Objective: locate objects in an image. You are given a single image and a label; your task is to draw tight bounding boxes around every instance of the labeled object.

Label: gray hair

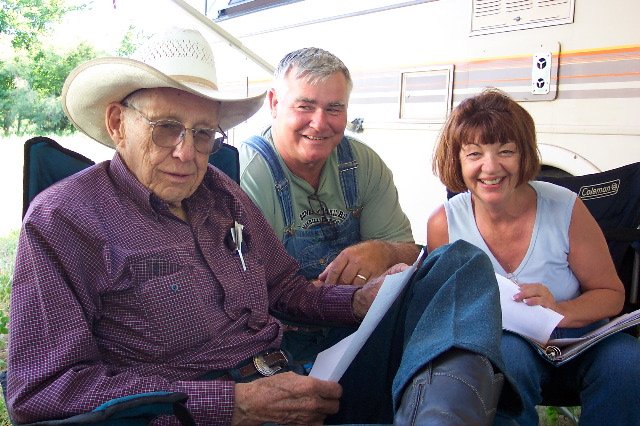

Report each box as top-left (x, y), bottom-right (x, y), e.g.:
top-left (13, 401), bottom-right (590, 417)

top-left (274, 47), bottom-right (353, 94)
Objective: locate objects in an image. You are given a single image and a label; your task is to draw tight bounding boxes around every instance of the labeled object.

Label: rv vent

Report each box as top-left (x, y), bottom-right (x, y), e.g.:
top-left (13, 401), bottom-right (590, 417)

top-left (471, 0), bottom-right (574, 35)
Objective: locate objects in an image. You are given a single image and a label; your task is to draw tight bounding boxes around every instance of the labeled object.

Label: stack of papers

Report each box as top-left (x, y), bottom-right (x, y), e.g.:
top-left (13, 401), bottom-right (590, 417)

top-left (497, 273), bottom-right (640, 365)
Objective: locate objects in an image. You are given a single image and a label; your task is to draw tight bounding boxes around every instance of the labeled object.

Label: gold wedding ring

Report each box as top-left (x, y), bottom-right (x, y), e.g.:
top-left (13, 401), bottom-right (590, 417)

top-left (356, 274), bottom-right (368, 282)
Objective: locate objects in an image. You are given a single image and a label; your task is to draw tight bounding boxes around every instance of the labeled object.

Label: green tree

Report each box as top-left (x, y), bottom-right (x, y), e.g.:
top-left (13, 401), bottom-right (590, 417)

top-left (117, 25), bottom-right (139, 57)
top-left (0, 0), bottom-right (80, 50)
top-left (9, 86), bottom-right (38, 135)
top-left (0, 0), bottom-right (84, 134)
top-left (14, 43), bottom-right (96, 133)
top-left (27, 42), bottom-right (96, 98)
top-left (0, 62), bottom-right (17, 134)
top-left (0, 0), bottom-right (142, 136)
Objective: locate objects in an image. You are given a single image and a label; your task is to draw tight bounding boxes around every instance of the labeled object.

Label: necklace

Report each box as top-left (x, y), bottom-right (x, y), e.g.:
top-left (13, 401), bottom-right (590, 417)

top-left (506, 271), bottom-right (519, 285)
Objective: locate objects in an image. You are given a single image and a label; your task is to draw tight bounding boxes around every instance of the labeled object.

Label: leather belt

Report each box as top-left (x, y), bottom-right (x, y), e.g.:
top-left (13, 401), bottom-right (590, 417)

top-left (222, 350), bottom-right (289, 381)
top-left (282, 323), bottom-right (325, 333)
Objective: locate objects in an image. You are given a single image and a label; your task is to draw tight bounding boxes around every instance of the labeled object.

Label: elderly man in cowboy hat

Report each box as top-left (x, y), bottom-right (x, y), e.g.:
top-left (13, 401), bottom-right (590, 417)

top-left (7, 28), bottom-right (520, 425)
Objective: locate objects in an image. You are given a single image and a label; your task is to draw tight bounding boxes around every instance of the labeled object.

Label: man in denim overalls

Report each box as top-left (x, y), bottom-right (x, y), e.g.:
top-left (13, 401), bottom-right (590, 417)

top-left (240, 48), bottom-right (420, 285)
top-left (236, 48), bottom-right (523, 424)
top-left (240, 47), bottom-right (421, 362)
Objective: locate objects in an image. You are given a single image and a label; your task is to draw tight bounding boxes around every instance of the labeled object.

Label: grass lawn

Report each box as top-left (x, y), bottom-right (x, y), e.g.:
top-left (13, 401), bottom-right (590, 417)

top-left (0, 230), bottom-right (18, 425)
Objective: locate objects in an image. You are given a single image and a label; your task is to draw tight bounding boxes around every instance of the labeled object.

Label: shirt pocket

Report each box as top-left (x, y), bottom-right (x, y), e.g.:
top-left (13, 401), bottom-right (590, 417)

top-left (134, 267), bottom-right (215, 355)
top-left (125, 251), bottom-right (216, 358)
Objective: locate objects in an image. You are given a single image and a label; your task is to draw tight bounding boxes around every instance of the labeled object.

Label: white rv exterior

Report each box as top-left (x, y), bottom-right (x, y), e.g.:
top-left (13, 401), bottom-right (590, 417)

top-left (183, 0), bottom-right (640, 244)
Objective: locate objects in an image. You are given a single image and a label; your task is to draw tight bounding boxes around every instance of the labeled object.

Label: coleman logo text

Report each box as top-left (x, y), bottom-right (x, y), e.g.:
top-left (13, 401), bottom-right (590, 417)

top-left (579, 179), bottom-right (620, 200)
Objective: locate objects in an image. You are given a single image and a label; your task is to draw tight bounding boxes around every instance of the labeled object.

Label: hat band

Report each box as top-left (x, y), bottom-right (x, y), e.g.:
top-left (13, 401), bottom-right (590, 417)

top-left (171, 75), bottom-right (219, 90)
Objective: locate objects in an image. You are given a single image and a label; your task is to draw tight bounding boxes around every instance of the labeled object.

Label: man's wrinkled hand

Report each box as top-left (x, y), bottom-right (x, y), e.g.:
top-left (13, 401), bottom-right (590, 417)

top-left (231, 371), bottom-right (342, 425)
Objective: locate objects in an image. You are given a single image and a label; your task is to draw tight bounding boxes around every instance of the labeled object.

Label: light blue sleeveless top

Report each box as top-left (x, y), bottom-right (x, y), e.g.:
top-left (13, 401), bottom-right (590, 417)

top-left (445, 181), bottom-right (581, 302)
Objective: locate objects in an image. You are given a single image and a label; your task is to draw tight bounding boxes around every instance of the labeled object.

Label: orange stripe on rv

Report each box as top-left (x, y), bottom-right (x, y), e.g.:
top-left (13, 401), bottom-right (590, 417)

top-left (455, 45), bottom-right (640, 71)
top-left (560, 45), bottom-right (640, 57)
top-left (560, 72), bottom-right (640, 80)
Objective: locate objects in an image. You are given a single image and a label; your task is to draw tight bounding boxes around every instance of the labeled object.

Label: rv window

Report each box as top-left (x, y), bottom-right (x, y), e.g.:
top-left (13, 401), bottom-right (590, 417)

top-left (400, 66), bottom-right (453, 122)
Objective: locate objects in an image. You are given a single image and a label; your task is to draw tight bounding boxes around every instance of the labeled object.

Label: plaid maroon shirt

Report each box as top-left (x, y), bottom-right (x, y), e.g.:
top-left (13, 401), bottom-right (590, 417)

top-left (8, 153), bottom-right (357, 425)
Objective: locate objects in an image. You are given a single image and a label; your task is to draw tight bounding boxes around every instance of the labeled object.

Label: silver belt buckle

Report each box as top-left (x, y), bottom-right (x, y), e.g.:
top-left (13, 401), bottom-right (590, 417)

top-left (253, 351), bottom-right (287, 376)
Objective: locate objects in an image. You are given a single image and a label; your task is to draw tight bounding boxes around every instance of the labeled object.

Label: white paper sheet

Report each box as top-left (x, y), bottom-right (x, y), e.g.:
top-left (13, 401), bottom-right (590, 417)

top-left (496, 273), bottom-right (564, 344)
top-left (309, 250), bottom-right (424, 381)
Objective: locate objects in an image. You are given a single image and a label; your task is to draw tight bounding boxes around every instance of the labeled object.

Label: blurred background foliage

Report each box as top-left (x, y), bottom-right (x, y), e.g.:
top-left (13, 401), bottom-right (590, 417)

top-left (0, 1), bottom-right (140, 422)
top-left (0, 0), bottom-right (141, 136)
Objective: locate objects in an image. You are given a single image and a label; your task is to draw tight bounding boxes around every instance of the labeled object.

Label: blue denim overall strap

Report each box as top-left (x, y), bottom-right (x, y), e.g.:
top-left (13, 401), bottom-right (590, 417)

top-left (244, 135), bottom-right (361, 279)
top-left (336, 137), bottom-right (359, 210)
top-left (244, 135), bottom-right (295, 234)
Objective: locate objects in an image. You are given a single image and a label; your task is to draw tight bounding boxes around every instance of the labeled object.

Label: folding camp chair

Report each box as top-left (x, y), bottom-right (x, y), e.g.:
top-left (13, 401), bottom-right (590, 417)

top-left (2, 135), bottom-right (243, 425)
top-left (541, 163), bottom-right (640, 417)
top-left (0, 376), bottom-right (195, 426)
top-left (535, 162), bottom-right (640, 421)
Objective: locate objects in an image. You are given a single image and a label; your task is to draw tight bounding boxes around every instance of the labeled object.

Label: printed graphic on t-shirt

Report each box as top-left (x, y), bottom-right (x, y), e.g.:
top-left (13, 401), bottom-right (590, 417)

top-left (299, 207), bottom-right (348, 229)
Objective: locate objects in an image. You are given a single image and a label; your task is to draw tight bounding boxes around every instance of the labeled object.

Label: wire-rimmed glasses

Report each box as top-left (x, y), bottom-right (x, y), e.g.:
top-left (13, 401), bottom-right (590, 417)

top-left (124, 104), bottom-right (227, 155)
top-left (308, 193), bottom-right (339, 240)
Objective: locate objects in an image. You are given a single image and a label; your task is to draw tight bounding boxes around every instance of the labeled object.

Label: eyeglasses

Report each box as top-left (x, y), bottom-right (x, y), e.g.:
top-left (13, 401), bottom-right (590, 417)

top-left (124, 104), bottom-right (227, 155)
top-left (308, 193), bottom-right (338, 241)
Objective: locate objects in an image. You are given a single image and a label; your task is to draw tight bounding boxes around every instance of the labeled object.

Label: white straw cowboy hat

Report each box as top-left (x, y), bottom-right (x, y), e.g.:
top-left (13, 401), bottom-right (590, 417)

top-left (62, 27), bottom-right (266, 148)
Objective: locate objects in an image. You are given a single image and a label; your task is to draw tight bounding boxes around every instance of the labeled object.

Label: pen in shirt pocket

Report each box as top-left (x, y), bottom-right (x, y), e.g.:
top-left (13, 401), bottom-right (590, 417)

top-left (229, 221), bottom-right (247, 271)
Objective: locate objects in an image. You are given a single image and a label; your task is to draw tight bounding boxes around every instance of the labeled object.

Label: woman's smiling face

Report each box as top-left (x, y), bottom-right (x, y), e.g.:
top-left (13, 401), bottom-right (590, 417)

top-left (459, 140), bottom-right (521, 203)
